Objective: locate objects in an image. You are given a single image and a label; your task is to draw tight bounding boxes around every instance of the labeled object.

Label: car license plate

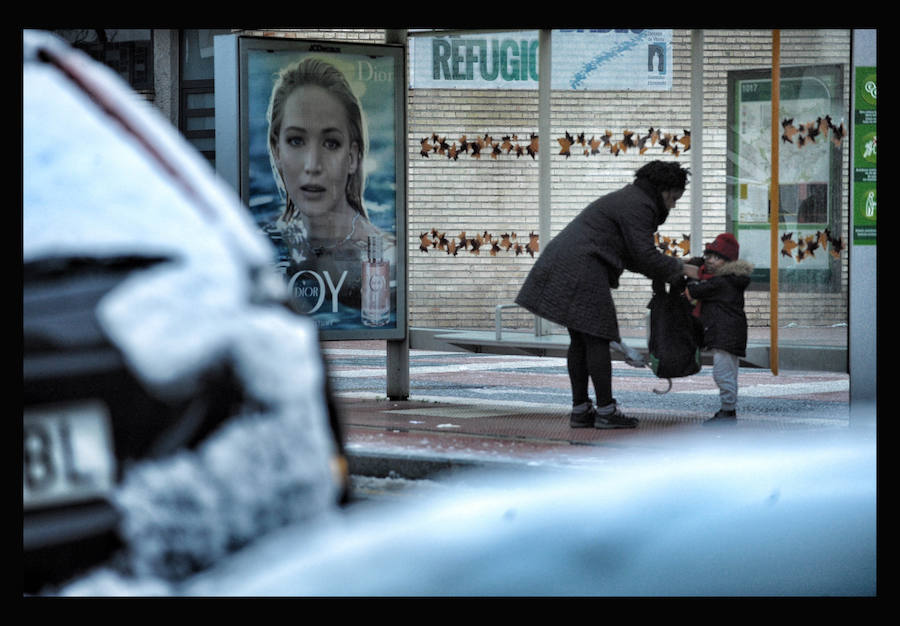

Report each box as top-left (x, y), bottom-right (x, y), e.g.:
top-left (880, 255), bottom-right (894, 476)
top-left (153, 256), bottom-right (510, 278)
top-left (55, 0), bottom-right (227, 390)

top-left (23, 401), bottom-right (117, 510)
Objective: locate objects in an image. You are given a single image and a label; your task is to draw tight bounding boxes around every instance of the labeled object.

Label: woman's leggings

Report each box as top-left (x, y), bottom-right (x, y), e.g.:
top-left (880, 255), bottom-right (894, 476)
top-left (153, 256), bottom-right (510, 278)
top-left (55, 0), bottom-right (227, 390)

top-left (567, 329), bottom-right (613, 408)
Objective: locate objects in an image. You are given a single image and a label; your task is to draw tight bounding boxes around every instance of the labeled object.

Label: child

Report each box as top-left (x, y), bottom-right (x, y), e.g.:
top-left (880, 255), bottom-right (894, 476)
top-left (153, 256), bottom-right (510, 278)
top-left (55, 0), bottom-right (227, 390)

top-left (684, 233), bottom-right (754, 425)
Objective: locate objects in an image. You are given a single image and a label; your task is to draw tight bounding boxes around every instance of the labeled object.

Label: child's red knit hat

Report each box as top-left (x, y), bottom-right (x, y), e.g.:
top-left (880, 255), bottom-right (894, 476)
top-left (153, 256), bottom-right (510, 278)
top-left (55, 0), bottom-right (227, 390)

top-left (705, 233), bottom-right (740, 261)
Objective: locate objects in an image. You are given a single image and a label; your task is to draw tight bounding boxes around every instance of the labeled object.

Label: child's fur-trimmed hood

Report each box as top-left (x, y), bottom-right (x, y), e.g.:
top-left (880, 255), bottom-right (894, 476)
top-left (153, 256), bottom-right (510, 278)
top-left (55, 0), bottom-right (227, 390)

top-left (715, 258), bottom-right (754, 277)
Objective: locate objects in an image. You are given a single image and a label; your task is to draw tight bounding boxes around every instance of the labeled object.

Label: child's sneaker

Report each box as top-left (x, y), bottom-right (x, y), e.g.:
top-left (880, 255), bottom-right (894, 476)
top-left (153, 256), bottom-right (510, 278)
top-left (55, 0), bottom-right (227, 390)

top-left (703, 409), bottom-right (737, 426)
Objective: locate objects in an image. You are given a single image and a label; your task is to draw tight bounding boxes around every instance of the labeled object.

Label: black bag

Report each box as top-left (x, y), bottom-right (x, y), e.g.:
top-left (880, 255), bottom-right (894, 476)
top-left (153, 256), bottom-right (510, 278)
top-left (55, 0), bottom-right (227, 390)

top-left (646, 279), bottom-right (704, 388)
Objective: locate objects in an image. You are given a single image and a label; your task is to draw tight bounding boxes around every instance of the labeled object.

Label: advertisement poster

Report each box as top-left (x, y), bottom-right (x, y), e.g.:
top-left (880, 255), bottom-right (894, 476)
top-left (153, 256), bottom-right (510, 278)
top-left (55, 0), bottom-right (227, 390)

top-left (241, 39), bottom-right (404, 338)
top-left (409, 29), bottom-right (672, 91)
top-left (728, 65), bottom-right (845, 286)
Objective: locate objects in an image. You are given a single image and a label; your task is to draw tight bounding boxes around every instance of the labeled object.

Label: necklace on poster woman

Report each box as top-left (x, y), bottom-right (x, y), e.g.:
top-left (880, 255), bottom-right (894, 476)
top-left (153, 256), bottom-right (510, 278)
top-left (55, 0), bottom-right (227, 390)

top-left (311, 212), bottom-right (361, 257)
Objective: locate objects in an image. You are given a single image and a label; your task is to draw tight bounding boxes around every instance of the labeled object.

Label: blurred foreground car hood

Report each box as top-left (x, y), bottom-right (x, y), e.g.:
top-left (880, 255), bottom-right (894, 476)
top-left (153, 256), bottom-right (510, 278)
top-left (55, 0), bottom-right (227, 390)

top-left (179, 428), bottom-right (876, 597)
top-left (23, 30), bottom-right (284, 397)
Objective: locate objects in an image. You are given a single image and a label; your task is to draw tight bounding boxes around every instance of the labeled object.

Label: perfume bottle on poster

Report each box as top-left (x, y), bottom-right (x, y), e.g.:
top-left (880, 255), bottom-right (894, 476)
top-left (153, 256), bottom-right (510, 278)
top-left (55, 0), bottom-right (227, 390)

top-left (361, 235), bottom-right (390, 327)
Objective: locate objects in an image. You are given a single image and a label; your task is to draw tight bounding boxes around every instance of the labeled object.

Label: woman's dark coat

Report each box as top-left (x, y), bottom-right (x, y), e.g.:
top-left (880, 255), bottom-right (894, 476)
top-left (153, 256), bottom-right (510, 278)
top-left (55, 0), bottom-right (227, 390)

top-left (685, 259), bottom-right (753, 357)
top-left (515, 180), bottom-right (684, 342)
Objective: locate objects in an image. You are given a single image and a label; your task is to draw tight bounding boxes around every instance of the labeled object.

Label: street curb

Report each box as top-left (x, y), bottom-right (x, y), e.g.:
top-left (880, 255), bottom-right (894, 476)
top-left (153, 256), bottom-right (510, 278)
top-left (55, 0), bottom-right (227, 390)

top-left (346, 449), bottom-right (546, 480)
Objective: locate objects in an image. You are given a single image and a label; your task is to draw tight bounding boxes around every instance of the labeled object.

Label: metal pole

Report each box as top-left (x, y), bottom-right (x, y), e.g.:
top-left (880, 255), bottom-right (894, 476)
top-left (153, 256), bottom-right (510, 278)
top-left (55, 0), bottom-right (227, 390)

top-left (769, 30), bottom-right (780, 375)
top-left (690, 30), bottom-right (704, 256)
top-left (536, 29), bottom-right (552, 337)
top-left (385, 28), bottom-right (410, 399)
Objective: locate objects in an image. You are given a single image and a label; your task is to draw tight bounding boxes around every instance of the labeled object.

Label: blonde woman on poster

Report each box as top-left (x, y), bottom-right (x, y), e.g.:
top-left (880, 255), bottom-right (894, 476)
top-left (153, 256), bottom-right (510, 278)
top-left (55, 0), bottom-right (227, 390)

top-left (266, 57), bottom-right (395, 323)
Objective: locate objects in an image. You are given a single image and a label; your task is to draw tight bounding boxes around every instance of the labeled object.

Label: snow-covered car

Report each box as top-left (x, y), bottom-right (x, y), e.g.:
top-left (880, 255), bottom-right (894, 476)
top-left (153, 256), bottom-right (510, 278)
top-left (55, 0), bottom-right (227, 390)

top-left (23, 30), bottom-right (347, 593)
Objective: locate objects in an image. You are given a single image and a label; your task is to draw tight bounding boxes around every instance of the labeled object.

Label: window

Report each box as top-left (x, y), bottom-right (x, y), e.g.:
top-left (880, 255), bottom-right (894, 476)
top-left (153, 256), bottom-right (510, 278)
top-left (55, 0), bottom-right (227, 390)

top-left (180, 29), bottom-right (232, 165)
top-left (53, 29), bottom-right (153, 92)
top-left (727, 65), bottom-right (845, 291)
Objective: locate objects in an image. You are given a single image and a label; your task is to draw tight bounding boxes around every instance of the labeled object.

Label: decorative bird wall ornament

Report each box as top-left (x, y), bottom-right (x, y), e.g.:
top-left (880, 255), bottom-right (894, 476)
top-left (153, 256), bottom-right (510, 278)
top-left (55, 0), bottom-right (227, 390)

top-left (417, 229), bottom-right (539, 258)
top-left (527, 134), bottom-right (539, 159)
top-left (418, 127), bottom-right (693, 162)
top-left (558, 131), bottom-right (575, 157)
top-left (781, 116), bottom-right (846, 150)
top-left (420, 116), bottom-right (841, 163)
top-left (779, 230), bottom-right (844, 262)
top-left (649, 229), bottom-right (845, 264)
top-left (653, 232), bottom-right (692, 257)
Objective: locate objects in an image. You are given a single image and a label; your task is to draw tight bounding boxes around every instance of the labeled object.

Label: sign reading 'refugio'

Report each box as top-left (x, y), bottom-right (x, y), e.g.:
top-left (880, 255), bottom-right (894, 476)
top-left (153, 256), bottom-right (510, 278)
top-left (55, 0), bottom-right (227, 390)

top-left (409, 29), bottom-right (673, 91)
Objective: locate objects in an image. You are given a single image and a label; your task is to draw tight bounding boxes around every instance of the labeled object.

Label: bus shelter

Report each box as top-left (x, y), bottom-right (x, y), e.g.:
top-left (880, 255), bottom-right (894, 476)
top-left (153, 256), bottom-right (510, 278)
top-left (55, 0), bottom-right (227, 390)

top-left (214, 29), bottom-right (876, 424)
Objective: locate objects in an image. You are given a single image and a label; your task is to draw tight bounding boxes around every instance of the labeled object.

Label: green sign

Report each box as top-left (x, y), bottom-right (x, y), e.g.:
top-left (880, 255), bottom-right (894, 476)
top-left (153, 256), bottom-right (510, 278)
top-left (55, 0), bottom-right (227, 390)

top-left (853, 67), bottom-right (876, 245)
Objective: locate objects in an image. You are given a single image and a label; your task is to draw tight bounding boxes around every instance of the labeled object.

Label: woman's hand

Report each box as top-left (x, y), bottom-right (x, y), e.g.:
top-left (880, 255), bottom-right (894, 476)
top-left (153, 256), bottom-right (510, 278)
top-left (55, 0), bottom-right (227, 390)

top-left (683, 262), bottom-right (700, 279)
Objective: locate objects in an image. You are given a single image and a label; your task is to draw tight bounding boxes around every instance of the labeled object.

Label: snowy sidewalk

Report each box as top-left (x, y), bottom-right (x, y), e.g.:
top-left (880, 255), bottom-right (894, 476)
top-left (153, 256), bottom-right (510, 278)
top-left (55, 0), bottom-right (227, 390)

top-left (324, 339), bottom-right (852, 476)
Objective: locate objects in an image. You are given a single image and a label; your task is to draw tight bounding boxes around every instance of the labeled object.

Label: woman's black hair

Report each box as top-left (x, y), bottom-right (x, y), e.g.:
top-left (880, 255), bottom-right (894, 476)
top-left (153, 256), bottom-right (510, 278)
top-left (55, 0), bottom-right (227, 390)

top-left (634, 161), bottom-right (690, 192)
